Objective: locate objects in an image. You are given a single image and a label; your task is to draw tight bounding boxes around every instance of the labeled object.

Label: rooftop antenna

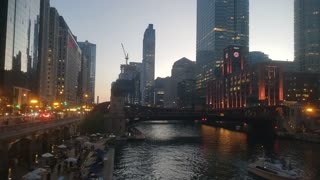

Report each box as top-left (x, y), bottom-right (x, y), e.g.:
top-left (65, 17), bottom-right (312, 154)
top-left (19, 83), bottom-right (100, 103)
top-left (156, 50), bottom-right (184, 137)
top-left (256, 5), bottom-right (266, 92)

top-left (121, 43), bottom-right (129, 65)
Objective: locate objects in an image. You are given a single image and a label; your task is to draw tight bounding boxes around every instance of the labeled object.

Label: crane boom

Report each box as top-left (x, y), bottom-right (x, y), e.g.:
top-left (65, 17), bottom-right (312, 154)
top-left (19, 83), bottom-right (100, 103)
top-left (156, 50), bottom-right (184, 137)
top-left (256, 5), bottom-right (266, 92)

top-left (121, 43), bottom-right (129, 64)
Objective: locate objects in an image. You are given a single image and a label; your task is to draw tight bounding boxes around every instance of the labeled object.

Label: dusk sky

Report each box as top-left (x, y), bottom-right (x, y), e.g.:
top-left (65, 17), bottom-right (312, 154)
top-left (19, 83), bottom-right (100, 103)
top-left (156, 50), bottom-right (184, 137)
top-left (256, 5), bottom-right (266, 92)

top-left (51, 0), bottom-right (293, 102)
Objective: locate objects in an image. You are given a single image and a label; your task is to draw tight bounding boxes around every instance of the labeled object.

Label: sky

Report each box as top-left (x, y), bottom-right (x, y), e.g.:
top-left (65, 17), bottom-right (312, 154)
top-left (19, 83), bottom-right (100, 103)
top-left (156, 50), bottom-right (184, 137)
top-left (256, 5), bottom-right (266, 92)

top-left (51, 0), bottom-right (294, 102)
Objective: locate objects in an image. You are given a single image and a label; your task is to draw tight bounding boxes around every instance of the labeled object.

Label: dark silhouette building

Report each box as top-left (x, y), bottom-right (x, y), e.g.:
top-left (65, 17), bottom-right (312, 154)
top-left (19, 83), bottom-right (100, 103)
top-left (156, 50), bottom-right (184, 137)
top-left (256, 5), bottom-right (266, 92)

top-left (294, 0), bottom-right (320, 72)
top-left (141, 24), bottom-right (155, 106)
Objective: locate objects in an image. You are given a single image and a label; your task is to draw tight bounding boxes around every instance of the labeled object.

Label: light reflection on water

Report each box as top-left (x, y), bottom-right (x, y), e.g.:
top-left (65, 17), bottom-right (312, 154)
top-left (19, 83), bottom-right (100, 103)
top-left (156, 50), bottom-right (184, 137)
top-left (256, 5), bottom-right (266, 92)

top-left (113, 121), bottom-right (320, 180)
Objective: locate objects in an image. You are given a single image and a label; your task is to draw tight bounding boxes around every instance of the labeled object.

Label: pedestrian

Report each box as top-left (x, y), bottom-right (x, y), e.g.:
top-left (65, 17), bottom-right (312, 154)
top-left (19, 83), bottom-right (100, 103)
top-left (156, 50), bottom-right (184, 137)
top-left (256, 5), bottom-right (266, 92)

top-left (57, 163), bottom-right (61, 172)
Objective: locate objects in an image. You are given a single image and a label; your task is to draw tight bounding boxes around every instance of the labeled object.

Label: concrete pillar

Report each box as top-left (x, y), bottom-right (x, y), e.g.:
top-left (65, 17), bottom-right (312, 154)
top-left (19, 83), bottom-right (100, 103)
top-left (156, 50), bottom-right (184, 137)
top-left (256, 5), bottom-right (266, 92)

top-left (0, 141), bottom-right (9, 180)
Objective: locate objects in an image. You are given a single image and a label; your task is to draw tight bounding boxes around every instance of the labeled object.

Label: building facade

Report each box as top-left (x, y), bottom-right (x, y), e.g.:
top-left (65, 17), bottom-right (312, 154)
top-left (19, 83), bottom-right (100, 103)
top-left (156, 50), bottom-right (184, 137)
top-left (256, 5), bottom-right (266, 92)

top-left (0, 0), bottom-right (43, 112)
top-left (283, 72), bottom-right (320, 105)
top-left (39, 7), bottom-right (59, 106)
top-left (207, 46), bottom-right (283, 109)
top-left (78, 40), bottom-right (96, 105)
top-left (57, 16), bottom-right (81, 106)
top-left (141, 24), bottom-right (155, 106)
top-left (294, 0), bottom-right (320, 72)
top-left (196, 0), bottom-right (249, 94)
top-left (169, 57), bottom-right (196, 107)
top-left (154, 77), bottom-right (171, 108)
top-left (177, 79), bottom-right (196, 109)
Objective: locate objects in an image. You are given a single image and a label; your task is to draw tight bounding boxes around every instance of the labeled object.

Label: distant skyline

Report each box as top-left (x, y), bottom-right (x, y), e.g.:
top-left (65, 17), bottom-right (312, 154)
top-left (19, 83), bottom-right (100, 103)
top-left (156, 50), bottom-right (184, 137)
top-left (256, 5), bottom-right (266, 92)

top-left (51, 0), bottom-right (293, 102)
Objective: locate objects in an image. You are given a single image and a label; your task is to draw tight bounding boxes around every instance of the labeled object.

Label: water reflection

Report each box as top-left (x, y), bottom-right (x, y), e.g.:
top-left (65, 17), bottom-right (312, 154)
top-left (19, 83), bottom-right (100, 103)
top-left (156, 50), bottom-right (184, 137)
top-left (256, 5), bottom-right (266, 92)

top-left (114, 121), bottom-right (320, 180)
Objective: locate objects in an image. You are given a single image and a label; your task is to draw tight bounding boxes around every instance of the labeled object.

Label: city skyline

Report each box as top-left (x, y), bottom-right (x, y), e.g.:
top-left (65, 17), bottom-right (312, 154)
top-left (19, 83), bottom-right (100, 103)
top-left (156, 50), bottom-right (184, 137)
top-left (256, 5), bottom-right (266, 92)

top-left (51, 0), bottom-right (294, 102)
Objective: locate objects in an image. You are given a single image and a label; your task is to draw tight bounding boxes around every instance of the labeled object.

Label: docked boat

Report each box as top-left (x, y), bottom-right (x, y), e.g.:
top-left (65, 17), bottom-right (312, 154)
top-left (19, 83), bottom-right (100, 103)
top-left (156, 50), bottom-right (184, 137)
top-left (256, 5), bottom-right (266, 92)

top-left (248, 157), bottom-right (303, 180)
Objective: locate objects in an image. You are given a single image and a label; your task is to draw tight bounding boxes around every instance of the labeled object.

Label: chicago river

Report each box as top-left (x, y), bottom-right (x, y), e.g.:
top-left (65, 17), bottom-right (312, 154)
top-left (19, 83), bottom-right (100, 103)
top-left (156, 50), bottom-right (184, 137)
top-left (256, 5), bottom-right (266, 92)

top-left (114, 121), bottom-right (320, 179)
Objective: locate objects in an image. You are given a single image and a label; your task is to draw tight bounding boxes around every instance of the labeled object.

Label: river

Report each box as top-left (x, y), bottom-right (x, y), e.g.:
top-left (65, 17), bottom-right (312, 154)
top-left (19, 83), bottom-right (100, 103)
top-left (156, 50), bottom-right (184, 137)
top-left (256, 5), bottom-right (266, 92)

top-left (113, 121), bottom-right (320, 179)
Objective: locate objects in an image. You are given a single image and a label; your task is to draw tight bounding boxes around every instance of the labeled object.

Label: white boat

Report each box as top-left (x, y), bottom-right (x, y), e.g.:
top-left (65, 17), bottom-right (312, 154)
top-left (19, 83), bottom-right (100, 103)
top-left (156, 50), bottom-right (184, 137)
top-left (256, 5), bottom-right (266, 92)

top-left (248, 157), bottom-right (303, 180)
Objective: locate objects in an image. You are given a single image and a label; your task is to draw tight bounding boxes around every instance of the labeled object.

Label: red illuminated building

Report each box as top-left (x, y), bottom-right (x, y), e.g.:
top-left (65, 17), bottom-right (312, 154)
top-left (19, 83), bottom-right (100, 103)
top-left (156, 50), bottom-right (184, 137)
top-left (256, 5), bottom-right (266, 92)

top-left (207, 45), bottom-right (283, 109)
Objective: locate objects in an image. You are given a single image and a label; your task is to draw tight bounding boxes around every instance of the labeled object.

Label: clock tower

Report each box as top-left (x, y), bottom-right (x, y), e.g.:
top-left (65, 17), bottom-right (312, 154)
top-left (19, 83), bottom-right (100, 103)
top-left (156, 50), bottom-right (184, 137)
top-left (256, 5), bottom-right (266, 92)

top-left (222, 45), bottom-right (246, 76)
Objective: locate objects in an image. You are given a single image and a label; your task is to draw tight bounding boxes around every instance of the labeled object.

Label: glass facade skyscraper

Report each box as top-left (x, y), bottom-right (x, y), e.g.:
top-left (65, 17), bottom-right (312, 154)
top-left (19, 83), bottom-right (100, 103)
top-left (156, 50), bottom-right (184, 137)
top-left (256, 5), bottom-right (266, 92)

top-left (79, 40), bottom-right (96, 104)
top-left (0, 0), bottom-right (41, 109)
top-left (141, 24), bottom-right (155, 106)
top-left (196, 0), bottom-right (249, 94)
top-left (294, 0), bottom-right (320, 72)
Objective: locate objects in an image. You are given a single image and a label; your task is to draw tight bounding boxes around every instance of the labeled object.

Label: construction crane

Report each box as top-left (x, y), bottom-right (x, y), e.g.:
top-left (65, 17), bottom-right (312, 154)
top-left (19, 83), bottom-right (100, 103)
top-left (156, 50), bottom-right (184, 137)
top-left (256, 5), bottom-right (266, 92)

top-left (121, 43), bottom-right (129, 65)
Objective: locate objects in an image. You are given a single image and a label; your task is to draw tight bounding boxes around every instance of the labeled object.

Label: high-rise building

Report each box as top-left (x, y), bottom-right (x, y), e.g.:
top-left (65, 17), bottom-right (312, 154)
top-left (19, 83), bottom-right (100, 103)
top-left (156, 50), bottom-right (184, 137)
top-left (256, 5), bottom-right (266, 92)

top-left (196, 0), bottom-right (249, 104)
top-left (57, 16), bottom-right (81, 106)
top-left (78, 41), bottom-right (96, 105)
top-left (39, 7), bottom-right (59, 106)
top-left (169, 57), bottom-right (196, 107)
top-left (141, 24), bottom-right (155, 106)
top-left (294, 0), bottom-right (320, 72)
top-left (0, 0), bottom-right (43, 111)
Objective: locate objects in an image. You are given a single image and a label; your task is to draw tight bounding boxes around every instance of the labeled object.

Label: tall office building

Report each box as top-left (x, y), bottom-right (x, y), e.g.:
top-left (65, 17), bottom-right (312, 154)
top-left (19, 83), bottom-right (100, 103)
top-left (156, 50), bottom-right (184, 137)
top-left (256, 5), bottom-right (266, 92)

top-left (0, 0), bottom-right (44, 109)
top-left (57, 16), bottom-right (81, 106)
top-left (196, 0), bottom-right (249, 103)
top-left (141, 24), bottom-right (155, 106)
top-left (294, 0), bottom-right (320, 72)
top-left (39, 7), bottom-right (59, 106)
top-left (78, 41), bottom-right (96, 105)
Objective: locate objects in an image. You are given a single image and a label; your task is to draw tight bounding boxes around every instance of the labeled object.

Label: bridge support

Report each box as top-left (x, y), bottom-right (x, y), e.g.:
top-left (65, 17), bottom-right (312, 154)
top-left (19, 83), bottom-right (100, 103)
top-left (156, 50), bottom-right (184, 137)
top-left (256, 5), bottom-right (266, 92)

top-left (0, 141), bottom-right (9, 180)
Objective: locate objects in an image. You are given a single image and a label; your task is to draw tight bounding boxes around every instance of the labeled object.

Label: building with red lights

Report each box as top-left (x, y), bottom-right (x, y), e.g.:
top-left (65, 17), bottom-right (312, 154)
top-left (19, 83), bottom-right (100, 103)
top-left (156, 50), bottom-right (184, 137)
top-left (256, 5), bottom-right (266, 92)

top-left (207, 46), bottom-right (284, 109)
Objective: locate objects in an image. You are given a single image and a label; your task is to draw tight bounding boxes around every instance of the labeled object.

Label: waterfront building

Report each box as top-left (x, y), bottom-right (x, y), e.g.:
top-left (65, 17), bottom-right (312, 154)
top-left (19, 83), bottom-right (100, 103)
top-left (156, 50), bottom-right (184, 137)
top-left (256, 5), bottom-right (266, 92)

top-left (294, 0), bottom-right (320, 72)
top-left (207, 46), bottom-right (283, 109)
top-left (177, 79), bottom-right (196, 109)
top-left (169, 57), bottom-right (196, 107)
top-left (196, 0), bottom-right (249, 104)
top-left (283, 72), bottom-right (320, 105)
top-left (57, 16), bottom-right (81, 106)
top-left (0, 0), bottom-right (46, 111)
top-left (78, 40), bottom-right (96, 105)
top-left (154, 77), bottom-right (171, 108)
top-left (141, 24), bottom-right (155, 106)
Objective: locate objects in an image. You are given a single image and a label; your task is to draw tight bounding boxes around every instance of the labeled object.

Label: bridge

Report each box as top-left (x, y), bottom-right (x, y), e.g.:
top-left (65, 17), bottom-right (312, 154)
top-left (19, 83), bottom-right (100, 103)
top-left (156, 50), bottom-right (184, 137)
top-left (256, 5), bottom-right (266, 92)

top-left (125, 104), bottom-right (288, 135)
top-left (0, 117), bottom-right (81, 180)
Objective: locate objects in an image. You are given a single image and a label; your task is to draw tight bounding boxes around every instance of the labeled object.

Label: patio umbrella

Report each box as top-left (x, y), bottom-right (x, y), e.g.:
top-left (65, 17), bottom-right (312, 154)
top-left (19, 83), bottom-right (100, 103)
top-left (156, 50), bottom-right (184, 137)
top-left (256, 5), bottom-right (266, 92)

top-left (32, 168), bottom-right (47, 175)
top-left (75, 137), bottom-right (84, 141)
top-left (57, 144), bottom-right (67, 149)
top-left (65, 157), bottom-right (77, 163)
top-left (22, 172), bottom-right (41, 180)
top-left (90, 134), bottom-right (97, 137)
top-left (41, 153), bottom-right (54, 158)
top-left (95, 133), bottom-right (102, 136)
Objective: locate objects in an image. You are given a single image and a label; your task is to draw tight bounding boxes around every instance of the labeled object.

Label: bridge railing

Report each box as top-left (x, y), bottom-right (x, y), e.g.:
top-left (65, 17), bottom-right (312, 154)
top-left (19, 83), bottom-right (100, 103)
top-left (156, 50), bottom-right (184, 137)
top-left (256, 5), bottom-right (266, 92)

top-left (0, 117), bottom-right (80, 134)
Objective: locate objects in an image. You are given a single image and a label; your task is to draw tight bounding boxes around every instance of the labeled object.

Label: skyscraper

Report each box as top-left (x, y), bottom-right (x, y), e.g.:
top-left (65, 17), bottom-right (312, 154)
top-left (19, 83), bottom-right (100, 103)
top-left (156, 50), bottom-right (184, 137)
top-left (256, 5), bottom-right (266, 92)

top-left (141, 24), bottom-right (155, 106)
top-left (39, 7), bottom-right (59, 106)
top-left (0, 0), bottom-right (43, 109)
top-left (57, 16), bottom-right (81, 106)
top-left (196, 0), bottom-right (249, 103)
top-left (294, 0), bottom-right (320, 72)
top-left (78, 41), bottom-right (96, 105)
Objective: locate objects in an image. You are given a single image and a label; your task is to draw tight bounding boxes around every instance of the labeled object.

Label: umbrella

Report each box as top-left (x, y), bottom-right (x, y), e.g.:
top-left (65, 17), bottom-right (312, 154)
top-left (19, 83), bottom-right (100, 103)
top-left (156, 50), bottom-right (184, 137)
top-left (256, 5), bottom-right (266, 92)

top-left (41, 153), bottom-right (54, 158)
top-left (84, 141), bottom-right (93, 147)
top-left (57, 144), bottom-right (67, 149)
top-left (32, 168), bottom-right (47, 175)
top-left (95, 133), bottom-right (102, 136)
top-left (65, 157), bottom-right (77, 163)
top-left (22, 172), bottom-right (41, 180)
top-left (75, 137), bottom-right (84, 141)
top-left (90, 134), bottom-right (97, 137)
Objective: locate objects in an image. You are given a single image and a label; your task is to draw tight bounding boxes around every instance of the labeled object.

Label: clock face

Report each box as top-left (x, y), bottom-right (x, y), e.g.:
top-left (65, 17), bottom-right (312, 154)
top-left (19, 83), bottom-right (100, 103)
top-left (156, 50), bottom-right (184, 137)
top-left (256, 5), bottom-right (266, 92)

top-left (233, 52), bottom-right (239, 58)
top-left (225, 53), bottom-right (228, 59)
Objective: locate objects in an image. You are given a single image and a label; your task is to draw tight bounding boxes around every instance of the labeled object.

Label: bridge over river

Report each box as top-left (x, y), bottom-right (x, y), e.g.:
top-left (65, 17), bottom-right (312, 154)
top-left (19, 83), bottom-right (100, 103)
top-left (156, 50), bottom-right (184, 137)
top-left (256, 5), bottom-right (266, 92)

top-left (0, 117), bottom-right (80, 180)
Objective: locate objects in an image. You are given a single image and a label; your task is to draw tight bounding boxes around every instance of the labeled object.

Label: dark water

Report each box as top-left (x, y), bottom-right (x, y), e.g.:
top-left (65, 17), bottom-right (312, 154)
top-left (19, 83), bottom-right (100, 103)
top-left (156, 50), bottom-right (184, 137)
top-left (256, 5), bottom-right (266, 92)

top-left (113, 121), bottom-right (320, 180)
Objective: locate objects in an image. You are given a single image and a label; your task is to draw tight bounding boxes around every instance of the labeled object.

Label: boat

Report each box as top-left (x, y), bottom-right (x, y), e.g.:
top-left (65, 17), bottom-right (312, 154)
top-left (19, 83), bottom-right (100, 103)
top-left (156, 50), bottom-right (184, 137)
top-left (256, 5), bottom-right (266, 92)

top-left (248, 157), bottom-right (303, 180)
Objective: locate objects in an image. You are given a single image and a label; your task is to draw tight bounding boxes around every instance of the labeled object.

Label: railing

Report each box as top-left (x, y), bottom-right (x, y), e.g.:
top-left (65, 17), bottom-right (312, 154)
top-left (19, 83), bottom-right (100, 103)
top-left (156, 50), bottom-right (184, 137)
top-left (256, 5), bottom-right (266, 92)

top-left (0, 117), bottom-right (80, 140)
